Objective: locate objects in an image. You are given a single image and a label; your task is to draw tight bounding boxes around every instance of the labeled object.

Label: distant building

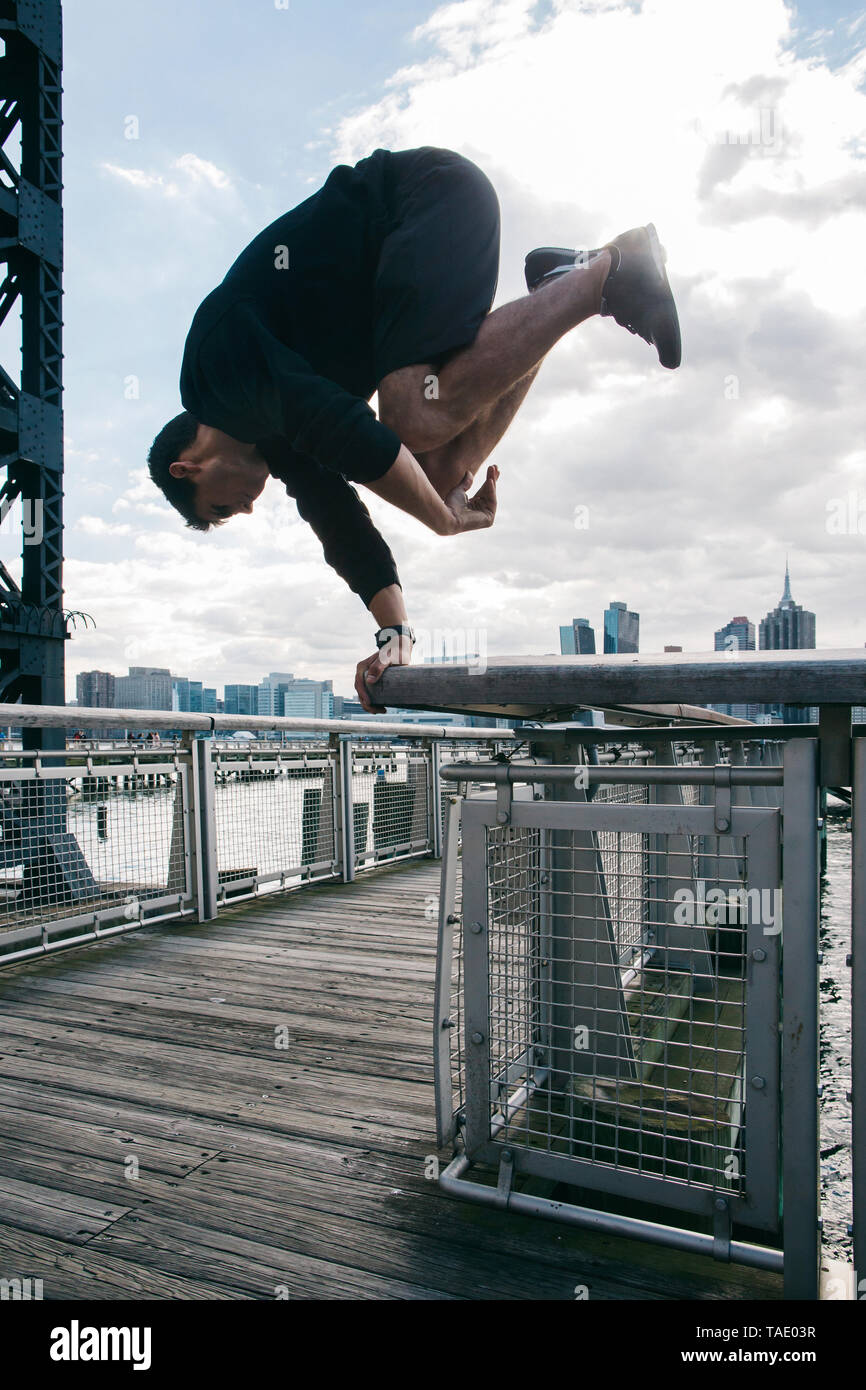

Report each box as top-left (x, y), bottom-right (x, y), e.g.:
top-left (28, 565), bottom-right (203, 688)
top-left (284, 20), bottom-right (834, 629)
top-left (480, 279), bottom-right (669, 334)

top-left (759, 563), bottom-right (817, 724)
top-left (282, 680), bottom-right (334, 722)
top-left (172, 678), bottom-right (204, 713)
top-left (224, 684), bottom-right (258, 716)
top-left (560, 618), bottom-right (596, 655)
top-left (715, 616), bottom-right (756, 653)
top-left (711, 617), bottom-right (758, 722)
top-left (76, 670), bottom-right (115, 708)
top-left (257, 672), bottom-right (294, 717)
top-left (75, 670), bottom-right (117, 738)
top-left (604, 600), bottom-right (639, 654)
top-left (114, 666), bottom-right (172, 711)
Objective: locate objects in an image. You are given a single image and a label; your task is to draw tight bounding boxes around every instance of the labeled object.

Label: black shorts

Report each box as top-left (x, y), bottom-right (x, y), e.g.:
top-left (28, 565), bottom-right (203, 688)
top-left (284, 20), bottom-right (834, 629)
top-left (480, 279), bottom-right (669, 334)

top-left (372, 147), bottom-right (501, 384)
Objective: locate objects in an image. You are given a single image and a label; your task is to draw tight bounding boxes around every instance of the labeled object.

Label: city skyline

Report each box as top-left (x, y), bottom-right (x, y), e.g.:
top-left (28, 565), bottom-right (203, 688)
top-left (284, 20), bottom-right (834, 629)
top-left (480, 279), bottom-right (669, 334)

top-left (69, 559), bottom-right (848, 715)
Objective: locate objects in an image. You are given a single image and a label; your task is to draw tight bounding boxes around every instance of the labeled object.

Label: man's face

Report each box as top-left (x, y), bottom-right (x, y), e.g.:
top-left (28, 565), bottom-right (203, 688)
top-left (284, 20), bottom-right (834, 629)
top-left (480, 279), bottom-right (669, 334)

top-left (169, 428), bottom-right (270, 525)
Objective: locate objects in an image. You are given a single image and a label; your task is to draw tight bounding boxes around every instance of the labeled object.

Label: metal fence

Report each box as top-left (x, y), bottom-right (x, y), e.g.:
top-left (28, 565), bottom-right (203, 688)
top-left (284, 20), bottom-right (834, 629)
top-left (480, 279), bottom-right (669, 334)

top-left (0, 722), bottom-right (512, 963)
top-left (435, 732), bottom-right (862, 1300)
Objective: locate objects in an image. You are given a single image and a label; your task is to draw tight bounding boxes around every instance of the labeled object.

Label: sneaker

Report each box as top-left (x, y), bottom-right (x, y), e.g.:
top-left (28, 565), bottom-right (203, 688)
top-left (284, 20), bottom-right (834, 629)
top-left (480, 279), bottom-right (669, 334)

top-left (597, 223), bottom-right (681, 369)
top-left (524, 246), bottom-right (599, 292)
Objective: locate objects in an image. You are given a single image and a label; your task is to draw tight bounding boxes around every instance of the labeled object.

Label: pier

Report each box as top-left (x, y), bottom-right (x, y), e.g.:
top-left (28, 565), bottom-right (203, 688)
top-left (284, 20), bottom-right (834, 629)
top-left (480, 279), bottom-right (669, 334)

top-left (0, 650), bottom-right (863, 1300)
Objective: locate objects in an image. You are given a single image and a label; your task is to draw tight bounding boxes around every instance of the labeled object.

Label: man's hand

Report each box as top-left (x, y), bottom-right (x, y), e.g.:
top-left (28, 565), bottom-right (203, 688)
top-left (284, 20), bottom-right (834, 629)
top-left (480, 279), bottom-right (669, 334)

top-left (444, 464), bottom-right (499, 534)
top-left (354, 633), bottom-right (415, 714)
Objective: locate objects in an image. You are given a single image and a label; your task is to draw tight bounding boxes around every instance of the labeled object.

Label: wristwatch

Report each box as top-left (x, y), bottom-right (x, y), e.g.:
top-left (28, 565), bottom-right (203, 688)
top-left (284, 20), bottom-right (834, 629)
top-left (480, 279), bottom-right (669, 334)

top-left (374, 624), bottom-right (416, 649)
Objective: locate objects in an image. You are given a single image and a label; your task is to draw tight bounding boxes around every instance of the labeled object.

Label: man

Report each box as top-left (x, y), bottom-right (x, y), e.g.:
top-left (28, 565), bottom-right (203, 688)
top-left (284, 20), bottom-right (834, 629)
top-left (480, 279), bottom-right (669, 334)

top-left (147, 146), bottom-right (680, 713)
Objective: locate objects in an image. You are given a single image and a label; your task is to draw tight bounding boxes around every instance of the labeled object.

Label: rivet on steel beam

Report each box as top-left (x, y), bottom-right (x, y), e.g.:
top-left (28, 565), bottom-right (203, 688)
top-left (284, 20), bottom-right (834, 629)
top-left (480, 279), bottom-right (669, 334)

top-left (471, 1031), bottom-right (484, 1045)
top-left (717, 816), bottom-right (730, 832)
top-left (470, 921), bottom-right (483, 934)
top-left (751, 948), bottom-right (767, 962)
top-left (496, 811), bottom-right (509, 825)
top-left (501, 1149), bottom-right (513, 1164)
top-left (750, 1076), bottom-right (766, 1090)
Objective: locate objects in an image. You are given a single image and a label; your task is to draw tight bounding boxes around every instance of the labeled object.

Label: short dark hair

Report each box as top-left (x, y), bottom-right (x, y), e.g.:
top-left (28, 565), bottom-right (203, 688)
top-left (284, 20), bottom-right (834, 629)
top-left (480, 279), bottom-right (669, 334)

top-left (147, 411), bottom-right (211, 531)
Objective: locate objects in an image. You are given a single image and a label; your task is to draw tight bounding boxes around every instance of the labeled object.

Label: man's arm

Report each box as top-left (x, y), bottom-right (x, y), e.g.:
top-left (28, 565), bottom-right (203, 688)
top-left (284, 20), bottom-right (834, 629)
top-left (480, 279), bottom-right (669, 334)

top-left (287, 464), bottom-right (400, 607)
top-left (362, 445), bottom-right (498, 535)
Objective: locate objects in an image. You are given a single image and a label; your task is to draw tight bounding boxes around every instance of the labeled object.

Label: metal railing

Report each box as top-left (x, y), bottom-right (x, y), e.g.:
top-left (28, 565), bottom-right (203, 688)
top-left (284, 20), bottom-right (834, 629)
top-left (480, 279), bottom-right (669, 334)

top-left (0, 703), bottom-right (516, 963)
top-left (434, 725), bottom-right (863, 1301)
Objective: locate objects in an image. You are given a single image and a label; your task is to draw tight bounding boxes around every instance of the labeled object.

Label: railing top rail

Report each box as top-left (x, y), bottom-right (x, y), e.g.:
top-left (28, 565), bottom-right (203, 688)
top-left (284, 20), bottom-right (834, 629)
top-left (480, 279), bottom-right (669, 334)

top-left (0, 702), bottom-right (519, 742)
top-left (440, 760), bottom-right (785, 786)
top-left (370, 649), bottom-right (866, 716)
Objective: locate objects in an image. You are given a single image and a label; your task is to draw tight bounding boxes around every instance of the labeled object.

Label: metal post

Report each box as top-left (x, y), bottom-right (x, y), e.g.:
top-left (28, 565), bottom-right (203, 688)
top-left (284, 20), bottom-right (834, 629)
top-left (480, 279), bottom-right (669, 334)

top-left (339, 737), bottom-right (355, 882)
top-left (192, 736), bottom-right (217, 922)
top-left (430, 740), bottom-right (443, 858)
top-left (434, 791), bottom-right (462, 1145)
top-left (852, 737), bottom-right (865, 1286)
top-left (781, 737), bottom-right (820, 1299)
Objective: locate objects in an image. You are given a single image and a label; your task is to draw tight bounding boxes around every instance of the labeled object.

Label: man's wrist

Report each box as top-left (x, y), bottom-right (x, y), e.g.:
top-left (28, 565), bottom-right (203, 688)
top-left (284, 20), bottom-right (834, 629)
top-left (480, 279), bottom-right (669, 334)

top-left (375, 624), bottom-right (416, 649)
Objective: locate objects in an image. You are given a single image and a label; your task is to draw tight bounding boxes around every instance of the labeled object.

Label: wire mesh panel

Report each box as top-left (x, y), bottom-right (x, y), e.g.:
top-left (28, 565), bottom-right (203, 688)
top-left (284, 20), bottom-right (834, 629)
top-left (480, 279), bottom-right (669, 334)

top-left (592, 780), bottom-right (649, 964)
top-left (212, 744), bottom-right (338, 900)
top-left (351, 746), bottom-right (430, 869)
top-left (0, 755), bottom-right (193, 949)
top-left (460, 795), bottom-right (782, 1231)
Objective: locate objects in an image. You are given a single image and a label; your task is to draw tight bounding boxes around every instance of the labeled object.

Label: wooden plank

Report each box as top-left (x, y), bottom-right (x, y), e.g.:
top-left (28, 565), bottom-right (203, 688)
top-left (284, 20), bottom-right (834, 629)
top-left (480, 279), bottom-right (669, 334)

top-left (371, 649), bottom-right (866, 715)
top-left (0, 1225), bottom-right (236, 1300)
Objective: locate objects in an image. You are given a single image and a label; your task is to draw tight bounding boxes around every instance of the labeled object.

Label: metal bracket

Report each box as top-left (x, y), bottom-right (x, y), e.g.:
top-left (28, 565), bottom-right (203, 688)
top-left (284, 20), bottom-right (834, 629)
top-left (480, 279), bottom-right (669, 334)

top-left (496, 1149), bottom-right (514, 1203)
top-left (713, 764), bottom-right (732, 833)
top-left (712, 1198), bottom-right (732, 1262)
top-left (495, 776), bottom-right (512, 825)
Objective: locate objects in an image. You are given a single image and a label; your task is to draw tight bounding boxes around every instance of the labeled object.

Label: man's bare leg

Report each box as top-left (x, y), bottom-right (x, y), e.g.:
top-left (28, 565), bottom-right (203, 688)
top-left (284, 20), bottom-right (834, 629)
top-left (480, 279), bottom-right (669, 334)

top-left (414, 360), bottom-right (544, 499)
top-left (377, 253), bottom-right (609, 459)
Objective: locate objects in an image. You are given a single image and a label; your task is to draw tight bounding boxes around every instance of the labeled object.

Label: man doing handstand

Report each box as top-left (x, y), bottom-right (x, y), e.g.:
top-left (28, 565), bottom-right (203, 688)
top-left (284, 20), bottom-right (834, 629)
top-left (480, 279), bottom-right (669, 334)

top-left (147, 145), bottom-right (680, 711)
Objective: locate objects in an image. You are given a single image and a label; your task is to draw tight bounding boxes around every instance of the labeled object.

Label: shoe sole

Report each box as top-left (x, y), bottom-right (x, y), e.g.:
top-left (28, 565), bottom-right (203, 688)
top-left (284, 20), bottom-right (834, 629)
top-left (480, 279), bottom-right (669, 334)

top-left (644, 222), bottom-right (681, 369)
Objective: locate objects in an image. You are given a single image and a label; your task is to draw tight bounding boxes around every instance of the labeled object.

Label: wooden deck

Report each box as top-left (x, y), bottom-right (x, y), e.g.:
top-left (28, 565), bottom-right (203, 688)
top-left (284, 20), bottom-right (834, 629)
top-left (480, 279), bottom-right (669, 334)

top-left (0, 857), bottom-right (782, 1300)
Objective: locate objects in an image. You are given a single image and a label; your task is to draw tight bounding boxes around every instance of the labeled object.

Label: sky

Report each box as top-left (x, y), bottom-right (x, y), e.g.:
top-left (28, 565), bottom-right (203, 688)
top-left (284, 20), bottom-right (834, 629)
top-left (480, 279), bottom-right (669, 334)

top-left (3, 0), bottom-right (864, 700)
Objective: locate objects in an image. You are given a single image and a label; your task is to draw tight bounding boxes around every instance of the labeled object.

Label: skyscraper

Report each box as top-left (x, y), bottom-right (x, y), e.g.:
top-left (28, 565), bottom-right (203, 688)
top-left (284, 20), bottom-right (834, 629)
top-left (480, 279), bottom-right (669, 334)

top-left (560, 618), bottom-right (596, 655)
top-left (76, 670), bottom-right (116, 709)
top-left (715, 616), bottom-right (755, 653)
top-left (604, 600), bottom-right (639, 654)
top-left (758, 563), bottom-right (817, 724)
top-left (224, 685), bottom-right (258, 716)
top-left (712, 616), bottom-right (758, 720)
top-left (759, 563), bottom-right (816, 651)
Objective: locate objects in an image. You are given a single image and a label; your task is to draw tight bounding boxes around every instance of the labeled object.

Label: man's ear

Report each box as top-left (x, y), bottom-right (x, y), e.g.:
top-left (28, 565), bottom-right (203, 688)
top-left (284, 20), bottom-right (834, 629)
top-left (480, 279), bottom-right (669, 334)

top-left (168, 459), bottom-right (198, 480)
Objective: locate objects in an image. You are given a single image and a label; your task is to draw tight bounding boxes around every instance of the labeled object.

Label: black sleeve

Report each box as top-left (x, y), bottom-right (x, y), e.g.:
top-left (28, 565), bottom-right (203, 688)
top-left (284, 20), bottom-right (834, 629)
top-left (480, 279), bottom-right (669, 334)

top-left (287, 463), bottom-right (401, 609)
top-left (181, 299), bottom-right (402, 485)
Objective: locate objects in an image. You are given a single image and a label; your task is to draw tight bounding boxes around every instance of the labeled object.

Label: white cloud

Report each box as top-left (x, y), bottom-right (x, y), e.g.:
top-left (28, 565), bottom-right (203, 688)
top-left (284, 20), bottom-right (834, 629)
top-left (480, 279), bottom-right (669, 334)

top-left (100, 153), bottom-right (234, 198)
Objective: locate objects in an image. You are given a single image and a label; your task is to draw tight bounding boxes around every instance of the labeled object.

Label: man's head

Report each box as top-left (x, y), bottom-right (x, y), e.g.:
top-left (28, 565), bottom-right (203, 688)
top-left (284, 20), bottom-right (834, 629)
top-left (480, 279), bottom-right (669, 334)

top-left (148, 413), bottom-right (270, 530)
